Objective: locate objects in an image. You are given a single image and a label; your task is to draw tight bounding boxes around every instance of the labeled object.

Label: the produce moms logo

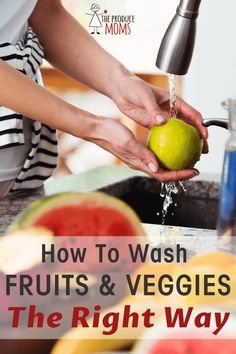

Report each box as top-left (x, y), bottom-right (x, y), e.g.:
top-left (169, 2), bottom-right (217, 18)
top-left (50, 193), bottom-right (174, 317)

top-left (86, 3), bottom-right (135, 35)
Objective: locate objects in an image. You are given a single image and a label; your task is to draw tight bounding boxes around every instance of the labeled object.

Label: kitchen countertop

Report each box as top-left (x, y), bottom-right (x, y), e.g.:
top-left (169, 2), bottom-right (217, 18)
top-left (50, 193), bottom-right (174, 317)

top-left (143, 223), bottom-right (217, 256)
top-left (45, 165), bottom-right (145, 195)
top-left (0, 166), bottom-right (140, 234)
top-left (44, 165), bottom-right (221, 196)
top-left (0, 187), bottom-right (44, 235)
top-left (0, 165), bottom-right (220, 235)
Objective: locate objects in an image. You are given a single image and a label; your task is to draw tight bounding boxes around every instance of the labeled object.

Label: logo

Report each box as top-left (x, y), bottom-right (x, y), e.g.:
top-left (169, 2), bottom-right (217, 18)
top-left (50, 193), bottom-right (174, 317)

top-left (86, 3), bottom-right (135, 36)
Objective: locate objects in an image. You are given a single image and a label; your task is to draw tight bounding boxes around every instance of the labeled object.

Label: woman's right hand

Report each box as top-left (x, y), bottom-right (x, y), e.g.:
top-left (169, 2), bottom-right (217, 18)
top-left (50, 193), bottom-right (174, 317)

top-left (90, 117), bottom-right (199, 183)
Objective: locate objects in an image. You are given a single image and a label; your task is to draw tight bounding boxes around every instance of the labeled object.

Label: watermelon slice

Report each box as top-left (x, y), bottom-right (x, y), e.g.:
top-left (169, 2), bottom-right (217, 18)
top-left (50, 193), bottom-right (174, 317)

top-left (147, 339), bottom-right (236, 354)
top-left (10, 192), bottom-right (144, 236)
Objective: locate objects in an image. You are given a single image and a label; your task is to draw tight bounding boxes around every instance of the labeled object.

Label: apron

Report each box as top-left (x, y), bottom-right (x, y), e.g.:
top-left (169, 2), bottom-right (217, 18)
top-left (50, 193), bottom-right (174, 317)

top-left (0, 26), bottom-right (58, 191)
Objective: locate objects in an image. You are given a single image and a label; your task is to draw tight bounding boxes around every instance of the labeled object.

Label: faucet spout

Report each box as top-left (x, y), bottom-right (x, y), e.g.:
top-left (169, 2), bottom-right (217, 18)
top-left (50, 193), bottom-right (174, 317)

top-left (156, 0), bottom-right (201, 75)
top-left (177, 0), bottom-right (201, 19)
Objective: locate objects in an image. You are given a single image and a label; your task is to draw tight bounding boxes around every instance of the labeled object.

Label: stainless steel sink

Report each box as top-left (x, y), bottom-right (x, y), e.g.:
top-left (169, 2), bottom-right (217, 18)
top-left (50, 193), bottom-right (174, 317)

top-left (99, 177), bottom-right (219, 230)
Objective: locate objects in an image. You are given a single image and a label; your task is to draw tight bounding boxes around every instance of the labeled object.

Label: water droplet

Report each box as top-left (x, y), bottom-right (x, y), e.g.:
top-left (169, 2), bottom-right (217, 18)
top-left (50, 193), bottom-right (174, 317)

top-left (179, 180), bottom-right (187, 192)
top-left (160, 183), bottom-right (165, 198)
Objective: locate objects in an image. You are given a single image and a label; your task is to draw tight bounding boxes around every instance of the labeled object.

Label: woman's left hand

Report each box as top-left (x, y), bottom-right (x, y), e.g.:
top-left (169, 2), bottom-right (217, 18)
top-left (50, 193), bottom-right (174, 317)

top-left (111, 72), bottom-right (208, 151)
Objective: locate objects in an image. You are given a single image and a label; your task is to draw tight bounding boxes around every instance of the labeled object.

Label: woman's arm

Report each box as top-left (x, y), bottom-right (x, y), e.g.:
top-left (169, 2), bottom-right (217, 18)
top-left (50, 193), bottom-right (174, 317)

top-left (0, 59), bottom-right (99, 139)
top-left (29, 0), bottom-right (122, 99)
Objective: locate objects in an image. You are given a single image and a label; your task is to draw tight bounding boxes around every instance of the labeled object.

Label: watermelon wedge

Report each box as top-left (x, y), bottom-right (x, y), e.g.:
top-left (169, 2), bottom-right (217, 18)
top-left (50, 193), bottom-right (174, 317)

top-left (10, 192), bottom-right (145, 236)
top-left (147, 339), bottom-right (236, 354)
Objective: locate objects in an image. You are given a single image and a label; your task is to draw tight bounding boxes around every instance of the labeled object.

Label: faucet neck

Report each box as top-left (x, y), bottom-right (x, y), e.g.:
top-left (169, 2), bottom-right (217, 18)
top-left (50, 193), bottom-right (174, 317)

top-left (177, 0), bottom-right (201, 19)
top-left (222, 99), bottom-right (236, 132)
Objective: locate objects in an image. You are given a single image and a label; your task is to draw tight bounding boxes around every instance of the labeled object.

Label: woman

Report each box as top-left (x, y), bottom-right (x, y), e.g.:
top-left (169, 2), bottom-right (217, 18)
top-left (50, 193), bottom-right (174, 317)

top-left (0, 0), bottom-right (208, 199)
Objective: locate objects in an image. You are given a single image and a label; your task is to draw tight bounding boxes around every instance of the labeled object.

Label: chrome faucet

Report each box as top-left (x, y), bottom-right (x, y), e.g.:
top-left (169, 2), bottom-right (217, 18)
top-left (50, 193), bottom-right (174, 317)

top-left (156, 0), bottom-right (201, 75)
top-left (156, 0), bottom-right (230, 129)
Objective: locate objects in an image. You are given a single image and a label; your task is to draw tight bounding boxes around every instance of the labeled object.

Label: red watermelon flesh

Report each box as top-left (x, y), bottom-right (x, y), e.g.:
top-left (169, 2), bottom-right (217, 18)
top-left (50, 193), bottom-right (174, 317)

top-left (148, 339), bottom-right (236, 354)
top-left (34, 205), bottom-right (137, 236)
top-left (11, 193), bottom-right (144, 237)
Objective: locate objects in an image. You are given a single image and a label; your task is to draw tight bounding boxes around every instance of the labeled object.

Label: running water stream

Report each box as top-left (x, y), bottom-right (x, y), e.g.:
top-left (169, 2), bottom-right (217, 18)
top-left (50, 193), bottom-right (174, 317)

top-left (158, 74), bottom-right (187, 231)
top-left (159, 181), bottom-right (186, 223)
top-left (168, 74), bottom-right (177, 117)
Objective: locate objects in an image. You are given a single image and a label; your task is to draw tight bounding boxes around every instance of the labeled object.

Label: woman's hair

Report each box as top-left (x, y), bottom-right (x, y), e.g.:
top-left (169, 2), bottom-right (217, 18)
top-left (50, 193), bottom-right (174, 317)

top-left (91, 3), bottom-right (100, 12)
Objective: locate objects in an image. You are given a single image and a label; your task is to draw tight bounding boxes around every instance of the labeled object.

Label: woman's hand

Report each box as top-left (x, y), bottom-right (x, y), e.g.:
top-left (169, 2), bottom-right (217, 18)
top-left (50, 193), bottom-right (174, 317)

top-left (100, 70), bottom-right (209, 181)
top-left (111, 71), bottom-right (208, 143)
top-left (90, 118), bottom-right (199, 183)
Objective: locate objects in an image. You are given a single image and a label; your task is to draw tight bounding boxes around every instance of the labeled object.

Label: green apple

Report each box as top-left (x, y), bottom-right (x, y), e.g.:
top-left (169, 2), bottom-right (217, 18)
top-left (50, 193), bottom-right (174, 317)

top-left (148, 117), bottom-right (203, 171)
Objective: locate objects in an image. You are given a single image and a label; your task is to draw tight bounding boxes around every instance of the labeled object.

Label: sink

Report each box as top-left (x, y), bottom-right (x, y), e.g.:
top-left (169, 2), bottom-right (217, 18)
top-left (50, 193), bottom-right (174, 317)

top-left (99, 177), bottom-right (219, 230)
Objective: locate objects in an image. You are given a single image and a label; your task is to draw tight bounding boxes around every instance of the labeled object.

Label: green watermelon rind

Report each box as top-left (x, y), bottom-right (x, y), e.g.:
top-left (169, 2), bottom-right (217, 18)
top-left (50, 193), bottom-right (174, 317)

top-left (9, 192), bottom-right (145, 236)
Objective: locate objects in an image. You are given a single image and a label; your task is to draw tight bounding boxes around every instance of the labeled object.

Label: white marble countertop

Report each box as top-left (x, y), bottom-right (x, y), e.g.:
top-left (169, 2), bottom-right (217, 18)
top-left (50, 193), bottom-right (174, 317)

top-left (143, 223), bottom-right (217, 256)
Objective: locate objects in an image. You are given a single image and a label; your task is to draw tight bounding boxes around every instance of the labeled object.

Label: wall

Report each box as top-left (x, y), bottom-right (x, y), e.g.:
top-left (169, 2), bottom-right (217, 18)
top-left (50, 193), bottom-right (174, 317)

top-left (63, 0), bottom-right (179, 73)
top-left (183, 0), bottom-right (236, 175)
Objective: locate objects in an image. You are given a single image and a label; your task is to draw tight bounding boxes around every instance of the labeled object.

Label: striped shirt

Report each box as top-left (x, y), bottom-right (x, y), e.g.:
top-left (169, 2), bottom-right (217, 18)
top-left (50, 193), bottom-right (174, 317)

top-left (0, 27), bottom-right (58, 190)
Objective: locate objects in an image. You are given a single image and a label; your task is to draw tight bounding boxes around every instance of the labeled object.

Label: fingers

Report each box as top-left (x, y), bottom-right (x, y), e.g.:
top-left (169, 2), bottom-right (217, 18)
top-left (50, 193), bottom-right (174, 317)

top-left (155, 114), bottom-right (166, 125)
top-left (131, 141), bottom-right (159, 173)
top-left (202, 139), bottom-right (209, 154)
top-left (154, 168), bottom-right (199, 183)
top-left (143, 85), bottom-right (207, 139)
top-left (135, 160), bottom-right (199, 183)
top-left (140, 88), bottom-right (167, 127)
top-left (125, 140), bottom-right (199, 183)
top-left (146, 90), bottom-right (166, 125)
top-left (126, 106), bottom-right (166, 129)
top-left (177, 98), bottom-right (208, 139)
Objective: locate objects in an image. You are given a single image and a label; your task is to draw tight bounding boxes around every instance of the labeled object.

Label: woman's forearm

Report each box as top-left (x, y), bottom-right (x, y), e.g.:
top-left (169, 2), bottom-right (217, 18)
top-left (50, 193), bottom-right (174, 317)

top-left (0, 59), bottom-right (101, 139)
top-left (29, 0), bottom-right (129, 98)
